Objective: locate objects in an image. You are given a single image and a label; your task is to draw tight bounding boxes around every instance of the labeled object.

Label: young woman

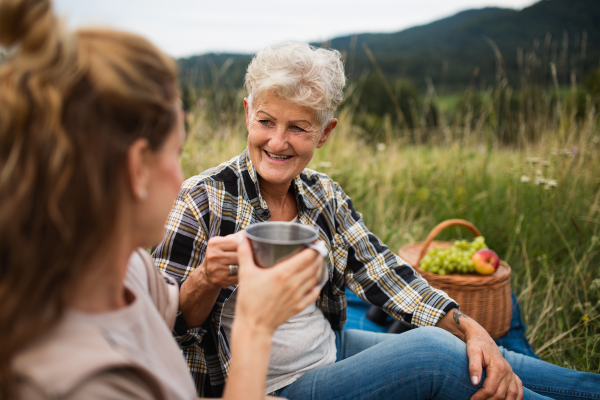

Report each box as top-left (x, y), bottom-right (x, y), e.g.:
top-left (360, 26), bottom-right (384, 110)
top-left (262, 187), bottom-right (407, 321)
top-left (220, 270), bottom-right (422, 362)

top-left (0, 0), bottom-right (322, 399)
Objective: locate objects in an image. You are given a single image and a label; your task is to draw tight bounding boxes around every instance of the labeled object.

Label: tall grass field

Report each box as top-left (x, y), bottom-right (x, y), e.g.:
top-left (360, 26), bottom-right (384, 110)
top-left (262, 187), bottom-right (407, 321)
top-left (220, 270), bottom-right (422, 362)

top-left (180, 83), bottom-right (600, 373)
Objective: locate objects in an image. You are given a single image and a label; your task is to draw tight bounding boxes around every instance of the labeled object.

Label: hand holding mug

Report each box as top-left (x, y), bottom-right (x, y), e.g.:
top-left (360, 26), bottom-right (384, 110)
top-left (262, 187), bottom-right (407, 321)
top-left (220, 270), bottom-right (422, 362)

top-left (201, 232), bottom-right (242, 289)
top-left (235, 235), bottom-right (322, 332)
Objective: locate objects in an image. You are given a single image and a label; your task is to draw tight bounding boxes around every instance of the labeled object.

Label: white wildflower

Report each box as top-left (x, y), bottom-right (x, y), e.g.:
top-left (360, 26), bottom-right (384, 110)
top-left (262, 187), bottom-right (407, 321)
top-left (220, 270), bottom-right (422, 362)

top-left (536, 169), bottom-right (543, 176)
top-left (559, 149), bottom-right (573, 157)
top-left (545, 179), bottom-right (557, 187)
top-left (376, 143), bottom-right (387, 152)
top-left (534, 177), bottom-right (546, 185)
top-left (520, 175), bottom-right (531, 183)
top-left (541, 161), bottom-right (550, 167)
top-left (525, 157), bottom-right (541, 164)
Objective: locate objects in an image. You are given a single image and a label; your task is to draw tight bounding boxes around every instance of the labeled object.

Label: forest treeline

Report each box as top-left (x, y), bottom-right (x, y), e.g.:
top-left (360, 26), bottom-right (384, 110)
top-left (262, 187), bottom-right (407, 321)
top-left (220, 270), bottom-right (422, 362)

top-left (177, 0), bottom-right (600, 143)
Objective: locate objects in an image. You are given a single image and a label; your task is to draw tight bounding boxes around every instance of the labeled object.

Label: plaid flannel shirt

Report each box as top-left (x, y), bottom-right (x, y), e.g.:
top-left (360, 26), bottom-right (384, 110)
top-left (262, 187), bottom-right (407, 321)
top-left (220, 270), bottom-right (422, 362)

top-left (153, 149), bottom-right (457, 397)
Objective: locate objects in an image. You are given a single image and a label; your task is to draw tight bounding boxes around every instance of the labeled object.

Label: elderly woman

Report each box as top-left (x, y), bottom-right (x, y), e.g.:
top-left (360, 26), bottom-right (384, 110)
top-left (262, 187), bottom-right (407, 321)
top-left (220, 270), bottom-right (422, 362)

top-left (153, 42), bottom-right (600, 400)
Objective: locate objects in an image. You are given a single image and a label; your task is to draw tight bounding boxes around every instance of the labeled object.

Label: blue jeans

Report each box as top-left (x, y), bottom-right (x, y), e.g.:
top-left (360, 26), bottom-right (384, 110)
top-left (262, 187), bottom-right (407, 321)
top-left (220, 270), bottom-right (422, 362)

top-left (273, 327), bottom-right (600, 400)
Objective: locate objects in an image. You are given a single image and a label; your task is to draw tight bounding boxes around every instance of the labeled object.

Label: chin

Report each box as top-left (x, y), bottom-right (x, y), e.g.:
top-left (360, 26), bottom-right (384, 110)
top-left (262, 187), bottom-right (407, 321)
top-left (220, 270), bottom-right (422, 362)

top-left (257, 163), bottom-right (301, 183)
top-left (260, 171), bottom-right (296, 185)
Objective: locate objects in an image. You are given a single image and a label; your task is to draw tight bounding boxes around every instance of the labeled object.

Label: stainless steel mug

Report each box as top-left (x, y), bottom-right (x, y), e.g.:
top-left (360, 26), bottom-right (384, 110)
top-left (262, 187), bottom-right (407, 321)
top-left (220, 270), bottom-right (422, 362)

top-left (244, 222), bottom-right (328, 286)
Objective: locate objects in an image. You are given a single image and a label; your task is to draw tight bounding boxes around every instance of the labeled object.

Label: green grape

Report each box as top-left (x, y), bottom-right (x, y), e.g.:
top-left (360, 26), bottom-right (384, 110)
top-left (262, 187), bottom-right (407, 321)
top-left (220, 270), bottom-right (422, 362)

top-left (422, 235), bottom-right (489, 275)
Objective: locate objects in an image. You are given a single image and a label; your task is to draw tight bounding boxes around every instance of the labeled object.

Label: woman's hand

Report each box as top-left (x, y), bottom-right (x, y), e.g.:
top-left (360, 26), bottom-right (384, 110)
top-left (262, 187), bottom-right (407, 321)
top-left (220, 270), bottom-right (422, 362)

top-left (464, 321), bottom-right (523, 400)
top-left (234, 235), bottom-right (322, 333)
top-left (222, 236), bottom-right (322, 400)
top-left (200, 234), bottom-right (242, 289)
top-left (179, 232), bottom-right (242, 328)
top-left (436, 309), bottom-right (523, 400)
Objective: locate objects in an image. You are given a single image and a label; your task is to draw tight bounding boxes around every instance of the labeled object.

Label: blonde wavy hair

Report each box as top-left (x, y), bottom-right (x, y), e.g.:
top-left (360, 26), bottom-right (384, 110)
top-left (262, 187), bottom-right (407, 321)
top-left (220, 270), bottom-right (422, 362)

top-left (0, 0), bottom-right (178, 396)
top-left (244, 42), bottom-right (346, 127)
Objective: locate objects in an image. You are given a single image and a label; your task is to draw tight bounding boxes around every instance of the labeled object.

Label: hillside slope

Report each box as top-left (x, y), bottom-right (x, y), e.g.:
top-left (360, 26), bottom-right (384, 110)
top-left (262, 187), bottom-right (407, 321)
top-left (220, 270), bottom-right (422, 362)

top-left (179, 0), bottom-right (599, 90)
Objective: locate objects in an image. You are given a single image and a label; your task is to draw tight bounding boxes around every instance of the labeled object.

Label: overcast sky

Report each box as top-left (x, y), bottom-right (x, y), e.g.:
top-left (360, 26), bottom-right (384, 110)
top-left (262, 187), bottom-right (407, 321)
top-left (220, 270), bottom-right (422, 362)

top-left (53, 0), bottom-right (538, 58)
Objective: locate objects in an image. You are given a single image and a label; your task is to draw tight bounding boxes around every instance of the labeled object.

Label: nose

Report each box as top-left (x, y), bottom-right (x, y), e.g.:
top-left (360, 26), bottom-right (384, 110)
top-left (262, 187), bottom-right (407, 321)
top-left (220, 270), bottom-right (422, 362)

top-left (268, 125), bottom-right (289, 152)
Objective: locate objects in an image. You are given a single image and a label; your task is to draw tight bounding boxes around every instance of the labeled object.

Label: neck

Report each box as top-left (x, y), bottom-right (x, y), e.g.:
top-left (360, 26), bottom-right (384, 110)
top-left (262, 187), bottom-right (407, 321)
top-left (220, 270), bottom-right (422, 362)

top-left (258, 176), bottom-right (292, 206)
top-left (258, 176), bottom-right (298, 222)
top-left (68, 229), bottom-right (137, 313)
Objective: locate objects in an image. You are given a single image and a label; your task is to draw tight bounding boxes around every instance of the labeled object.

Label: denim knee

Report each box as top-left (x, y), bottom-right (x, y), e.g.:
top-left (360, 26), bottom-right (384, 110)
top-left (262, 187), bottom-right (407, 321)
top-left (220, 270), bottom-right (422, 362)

top-left (405, 326), bottom-right (466, 358)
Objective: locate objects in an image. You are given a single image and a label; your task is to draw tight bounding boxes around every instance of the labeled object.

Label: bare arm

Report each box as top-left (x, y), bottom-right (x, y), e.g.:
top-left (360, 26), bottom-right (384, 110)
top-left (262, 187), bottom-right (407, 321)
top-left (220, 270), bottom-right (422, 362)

top-left (435, 308), bottom-right (523, 400)
top-left (178, 264), bottom-right (221, 328)
top-left (223, 316), bottom-right (273, 400)
top-left (222, 237), bottom-right (322, 400)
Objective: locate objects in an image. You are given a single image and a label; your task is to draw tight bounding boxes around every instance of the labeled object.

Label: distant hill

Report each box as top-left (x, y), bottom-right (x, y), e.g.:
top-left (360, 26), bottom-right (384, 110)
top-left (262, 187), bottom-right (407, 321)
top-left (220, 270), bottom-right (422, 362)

top-left (179, 0), bottom-right (600, 92)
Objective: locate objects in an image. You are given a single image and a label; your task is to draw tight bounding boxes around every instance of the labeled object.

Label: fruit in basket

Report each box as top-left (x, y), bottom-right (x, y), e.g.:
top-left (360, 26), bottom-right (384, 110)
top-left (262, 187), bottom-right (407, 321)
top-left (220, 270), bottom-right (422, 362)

top-left (471, 249), bottom-right (499, 275)
top-left (419, 236), bottom-right (489, 275)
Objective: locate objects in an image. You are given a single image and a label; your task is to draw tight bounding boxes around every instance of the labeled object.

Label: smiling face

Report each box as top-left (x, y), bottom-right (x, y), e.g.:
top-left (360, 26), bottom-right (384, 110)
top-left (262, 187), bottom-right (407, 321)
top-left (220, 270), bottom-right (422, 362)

top-left (245, 91), bottom-right (336, 189)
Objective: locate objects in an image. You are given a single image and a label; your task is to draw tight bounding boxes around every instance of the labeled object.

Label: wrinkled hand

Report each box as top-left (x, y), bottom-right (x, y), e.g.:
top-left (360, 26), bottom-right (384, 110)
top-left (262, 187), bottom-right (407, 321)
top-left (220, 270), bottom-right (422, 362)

top-left (467, 324), bottom-right (523, 400)
top-left (200, 233), bottom-right (242, 289)
top-left (234, 236), bottom-right (322, 333)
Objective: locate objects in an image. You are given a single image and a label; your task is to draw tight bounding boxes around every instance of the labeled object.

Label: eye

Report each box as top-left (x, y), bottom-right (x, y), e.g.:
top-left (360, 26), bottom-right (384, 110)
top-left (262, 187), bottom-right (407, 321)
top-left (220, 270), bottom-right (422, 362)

top-left (290, 125), bottom-right (307, 132)
top-left (258, 119), bottom-right (272, 127)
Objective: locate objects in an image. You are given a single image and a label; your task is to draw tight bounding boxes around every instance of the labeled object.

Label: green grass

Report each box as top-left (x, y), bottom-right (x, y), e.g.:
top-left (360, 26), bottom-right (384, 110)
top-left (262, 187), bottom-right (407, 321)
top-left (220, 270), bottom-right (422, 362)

top-left (180, 89), bottom-right (600, 373)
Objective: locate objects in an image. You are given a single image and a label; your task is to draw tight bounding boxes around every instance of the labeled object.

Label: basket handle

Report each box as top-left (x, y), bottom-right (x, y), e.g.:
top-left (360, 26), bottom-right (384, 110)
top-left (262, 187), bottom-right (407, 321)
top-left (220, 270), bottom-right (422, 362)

top-left (417, 219), bottom-right (482, 264)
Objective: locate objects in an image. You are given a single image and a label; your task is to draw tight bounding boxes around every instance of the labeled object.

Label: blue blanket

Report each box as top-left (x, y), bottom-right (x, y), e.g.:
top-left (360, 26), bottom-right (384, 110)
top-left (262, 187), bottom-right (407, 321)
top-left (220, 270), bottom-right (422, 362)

top-left (344, 289), bottom-right (538, 358)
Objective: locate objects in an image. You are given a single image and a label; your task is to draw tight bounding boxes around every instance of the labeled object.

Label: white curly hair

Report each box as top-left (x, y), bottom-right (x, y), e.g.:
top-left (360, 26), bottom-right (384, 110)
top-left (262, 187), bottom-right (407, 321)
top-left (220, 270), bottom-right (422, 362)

top-left (245, 42), bottom-right (346, 128)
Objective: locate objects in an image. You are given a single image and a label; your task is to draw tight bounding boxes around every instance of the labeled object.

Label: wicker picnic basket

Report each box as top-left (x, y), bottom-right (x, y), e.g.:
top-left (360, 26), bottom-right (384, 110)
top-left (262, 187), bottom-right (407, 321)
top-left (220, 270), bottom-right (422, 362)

top-left (398, 219), bottom-right (512, 338)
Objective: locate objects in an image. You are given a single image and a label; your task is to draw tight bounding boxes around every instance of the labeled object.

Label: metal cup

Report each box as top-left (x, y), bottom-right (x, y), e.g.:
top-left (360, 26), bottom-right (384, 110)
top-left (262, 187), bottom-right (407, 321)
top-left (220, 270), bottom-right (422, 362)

top-left (244, 221), bottom-right (329, 286)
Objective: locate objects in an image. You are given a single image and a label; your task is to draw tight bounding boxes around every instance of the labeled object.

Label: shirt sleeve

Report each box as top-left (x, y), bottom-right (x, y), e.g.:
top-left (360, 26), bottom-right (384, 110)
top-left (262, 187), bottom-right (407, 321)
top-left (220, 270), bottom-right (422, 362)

top-left (333, 181), bottom-right (458, 328)
top-left (152, 187), bottom-right (211, 347)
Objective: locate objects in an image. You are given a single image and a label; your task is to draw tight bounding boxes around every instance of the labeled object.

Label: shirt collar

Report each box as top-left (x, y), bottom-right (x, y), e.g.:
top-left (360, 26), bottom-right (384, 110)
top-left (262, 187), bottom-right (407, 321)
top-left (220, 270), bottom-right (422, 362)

top-left (240, 149), bottom-right (269, 211)
top-left (293, 173), bottom-right (317, 210)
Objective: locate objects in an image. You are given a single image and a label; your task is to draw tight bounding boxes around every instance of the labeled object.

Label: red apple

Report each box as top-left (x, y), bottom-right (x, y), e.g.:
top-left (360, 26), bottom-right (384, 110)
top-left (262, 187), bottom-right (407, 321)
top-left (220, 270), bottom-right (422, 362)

top-left (471, 249), bottom-right (499, 275)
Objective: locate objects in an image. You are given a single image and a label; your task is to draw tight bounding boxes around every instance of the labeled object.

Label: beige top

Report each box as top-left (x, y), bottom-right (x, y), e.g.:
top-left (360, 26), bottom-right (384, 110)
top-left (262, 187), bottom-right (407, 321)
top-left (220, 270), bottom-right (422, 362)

top-left (13, 250), bottom-right (197, 400)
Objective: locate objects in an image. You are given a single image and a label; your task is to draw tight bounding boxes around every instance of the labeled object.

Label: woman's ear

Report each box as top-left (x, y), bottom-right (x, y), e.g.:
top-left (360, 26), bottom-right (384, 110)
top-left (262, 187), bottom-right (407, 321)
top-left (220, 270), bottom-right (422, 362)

top-left (317, 118), bottom-right (337, 148)
top-left (126, 138), bottom-right (152, 201)
top-left (243, 98), bottom-right (250, 130)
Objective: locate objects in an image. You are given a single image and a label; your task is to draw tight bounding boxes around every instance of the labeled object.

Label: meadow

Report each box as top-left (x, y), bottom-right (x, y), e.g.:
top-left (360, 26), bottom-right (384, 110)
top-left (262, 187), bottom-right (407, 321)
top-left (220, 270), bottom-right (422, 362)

top-left (180, 82), bottom-right (600, 373)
